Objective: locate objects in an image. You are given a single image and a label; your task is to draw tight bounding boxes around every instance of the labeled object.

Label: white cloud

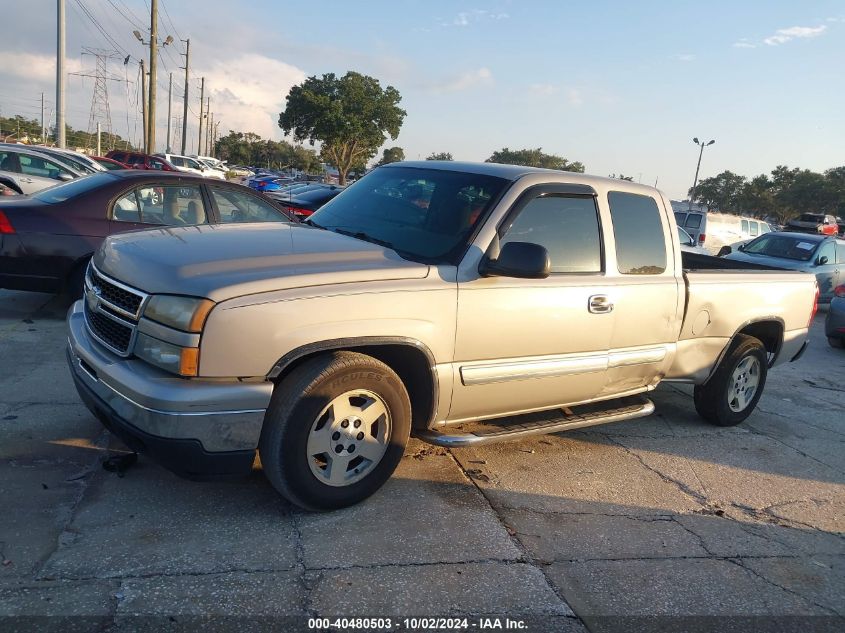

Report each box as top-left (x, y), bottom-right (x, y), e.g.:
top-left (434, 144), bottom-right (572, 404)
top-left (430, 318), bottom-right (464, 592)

top-left (0, 51), bottom-right (82, 82)
top-left (195, 53), bottom-right (306, 139)
top-left (567, 88), bottom-right (584, 106)
top-left (428, 67), bottom-right (493, 93)
top-left (763, 25), bottom-right (827, 46)
top-left (528, 83), bottom-right (558, 96)
top-left (733, 39), bottom-right (757, 48)
top-left (673, 54), bottom-right (696, 62)
top-left (441, 9), bottom-right (510, 28)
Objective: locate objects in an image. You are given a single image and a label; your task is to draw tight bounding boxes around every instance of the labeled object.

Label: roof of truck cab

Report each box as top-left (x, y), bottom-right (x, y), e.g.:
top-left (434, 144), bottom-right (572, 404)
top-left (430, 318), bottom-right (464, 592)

top-left (383, 160), bottom-right (660, 192)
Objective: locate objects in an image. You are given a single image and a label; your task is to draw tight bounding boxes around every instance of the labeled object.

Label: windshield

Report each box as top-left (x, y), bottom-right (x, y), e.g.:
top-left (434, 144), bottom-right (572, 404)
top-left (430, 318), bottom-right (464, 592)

top-left (797, 214), bottom-right (823, 223)
top-left (309, 166), bottom-right (509, 263)
top-left (742, 234), bottom-right (821, 261)
top-left (32, 172), bottom-right (113, 203)
top-left (43, 151), bottom-right (95, 175)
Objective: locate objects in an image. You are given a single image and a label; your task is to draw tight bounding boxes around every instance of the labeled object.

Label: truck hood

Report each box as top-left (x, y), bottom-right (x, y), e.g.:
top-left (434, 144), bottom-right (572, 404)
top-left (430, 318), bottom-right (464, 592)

top-left (94, 223), bottom-right (429, 301)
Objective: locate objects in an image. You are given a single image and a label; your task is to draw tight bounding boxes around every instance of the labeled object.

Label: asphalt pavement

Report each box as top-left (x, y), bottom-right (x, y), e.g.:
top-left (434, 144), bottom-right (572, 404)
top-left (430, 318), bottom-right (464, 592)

top-left (0, 289), bottom-right (842, 632)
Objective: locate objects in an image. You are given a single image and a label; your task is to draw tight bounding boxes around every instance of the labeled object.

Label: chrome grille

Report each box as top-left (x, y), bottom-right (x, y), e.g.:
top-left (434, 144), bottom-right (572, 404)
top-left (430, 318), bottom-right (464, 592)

top-left (83, 263), bottom-right (148, 357)
top-left (88, 268), bottom-right (144, 318)
top-left (86, 307), bottom-right (133, 353)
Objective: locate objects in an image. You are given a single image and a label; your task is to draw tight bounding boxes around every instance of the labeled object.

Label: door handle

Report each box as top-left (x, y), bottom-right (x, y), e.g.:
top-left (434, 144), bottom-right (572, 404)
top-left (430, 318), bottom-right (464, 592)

top-left (589, 294), bottom-right (614, 314)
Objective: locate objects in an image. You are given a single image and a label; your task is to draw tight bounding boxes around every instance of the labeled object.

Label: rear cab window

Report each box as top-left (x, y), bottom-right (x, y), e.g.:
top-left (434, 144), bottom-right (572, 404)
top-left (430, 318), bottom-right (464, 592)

top-left (607, 191), bottom-right (667, 275)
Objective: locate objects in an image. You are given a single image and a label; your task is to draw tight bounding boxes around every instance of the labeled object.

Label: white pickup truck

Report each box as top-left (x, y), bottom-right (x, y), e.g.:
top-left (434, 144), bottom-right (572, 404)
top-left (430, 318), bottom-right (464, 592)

top-left (66, 162), bottom-right (818, 510)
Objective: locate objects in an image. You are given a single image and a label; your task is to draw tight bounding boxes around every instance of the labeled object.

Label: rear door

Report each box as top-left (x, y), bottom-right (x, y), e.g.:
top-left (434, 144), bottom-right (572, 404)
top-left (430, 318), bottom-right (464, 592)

top-left (600, 190), bottom-right (683, 396)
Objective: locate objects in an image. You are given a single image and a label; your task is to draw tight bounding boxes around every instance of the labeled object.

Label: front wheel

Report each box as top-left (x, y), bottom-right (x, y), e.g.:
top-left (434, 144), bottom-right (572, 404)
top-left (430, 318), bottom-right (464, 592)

top-left (694, 334), bottom-right (768, 426)
top-left (259, 351), bottom-right (411, 511)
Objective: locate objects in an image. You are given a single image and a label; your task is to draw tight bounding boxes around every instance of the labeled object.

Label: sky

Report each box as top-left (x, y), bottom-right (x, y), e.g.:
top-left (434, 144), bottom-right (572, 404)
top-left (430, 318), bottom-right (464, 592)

top-left (1, 0), bottom-right (843, 200)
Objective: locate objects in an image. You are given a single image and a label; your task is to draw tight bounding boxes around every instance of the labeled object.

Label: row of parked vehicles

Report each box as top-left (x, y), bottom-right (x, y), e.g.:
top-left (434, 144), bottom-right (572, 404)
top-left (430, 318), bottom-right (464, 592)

top-left (0, 143), bottom-right (234, 196)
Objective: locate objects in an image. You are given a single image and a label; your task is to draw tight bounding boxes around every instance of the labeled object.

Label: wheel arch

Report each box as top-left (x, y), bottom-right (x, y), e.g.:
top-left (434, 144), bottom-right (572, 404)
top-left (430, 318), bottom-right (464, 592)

top-left (705, 317), bottom-right (784, 383)
top-left (267, 337), bottom-right (439, 431)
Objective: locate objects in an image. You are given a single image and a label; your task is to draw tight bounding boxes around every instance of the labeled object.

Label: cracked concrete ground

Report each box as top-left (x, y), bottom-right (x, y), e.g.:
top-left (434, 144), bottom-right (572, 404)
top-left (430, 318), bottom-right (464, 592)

top-left (0, 289), bottom-right (842, 632)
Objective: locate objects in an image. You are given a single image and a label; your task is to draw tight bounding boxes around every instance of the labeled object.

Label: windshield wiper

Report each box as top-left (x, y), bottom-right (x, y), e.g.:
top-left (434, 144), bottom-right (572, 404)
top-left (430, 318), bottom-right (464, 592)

top-left (331, 227), bottom-right (398, 251)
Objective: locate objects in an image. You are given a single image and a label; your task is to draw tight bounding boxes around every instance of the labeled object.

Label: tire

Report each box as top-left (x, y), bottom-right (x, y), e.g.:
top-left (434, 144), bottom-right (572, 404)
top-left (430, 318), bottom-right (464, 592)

top-left (63, 259), bottom-right (89, 300)
top-left (828, 336), bottom-right (844, 349)
top-left (694, 334), bottom-right (768, 426)
top-left (259, 351), bottom-right (411, 511)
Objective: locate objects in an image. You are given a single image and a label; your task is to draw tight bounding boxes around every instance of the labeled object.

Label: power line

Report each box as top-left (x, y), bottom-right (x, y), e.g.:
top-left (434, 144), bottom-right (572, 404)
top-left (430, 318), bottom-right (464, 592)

top-left (104, 0), bottom-right (145, 30)
top-left (71, 0), bottom-right (130, 57)
top-left (160, 0), bottom-right (183, 44)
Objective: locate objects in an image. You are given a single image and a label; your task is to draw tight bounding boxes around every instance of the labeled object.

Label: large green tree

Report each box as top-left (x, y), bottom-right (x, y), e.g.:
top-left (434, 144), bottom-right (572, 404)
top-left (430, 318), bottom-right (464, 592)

top-left (486, 147), bottom-right (584, 172)
top-left (688, 170), bottom-right (748, 212)
top-left (426, 151), bottom-right (453, 161)
top-left (375, 146), bottom-right (405, 166)
top-left (279, 71), bottom-right (406, 185)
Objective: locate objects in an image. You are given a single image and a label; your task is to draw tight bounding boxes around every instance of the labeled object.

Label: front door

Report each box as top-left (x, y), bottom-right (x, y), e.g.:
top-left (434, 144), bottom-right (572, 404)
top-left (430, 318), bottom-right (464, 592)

top-left (449, 186), bottom-right (614, 423)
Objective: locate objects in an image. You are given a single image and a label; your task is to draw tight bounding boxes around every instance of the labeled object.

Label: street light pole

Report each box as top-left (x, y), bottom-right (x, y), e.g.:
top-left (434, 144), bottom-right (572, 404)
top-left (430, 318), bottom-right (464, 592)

top-left (688, 137), bottom-right (715, 211)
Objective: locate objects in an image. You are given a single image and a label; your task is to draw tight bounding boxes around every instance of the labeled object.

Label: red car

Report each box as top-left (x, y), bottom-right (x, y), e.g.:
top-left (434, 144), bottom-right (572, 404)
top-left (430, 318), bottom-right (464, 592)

top-left (105, 150), bottom-right (178, 172)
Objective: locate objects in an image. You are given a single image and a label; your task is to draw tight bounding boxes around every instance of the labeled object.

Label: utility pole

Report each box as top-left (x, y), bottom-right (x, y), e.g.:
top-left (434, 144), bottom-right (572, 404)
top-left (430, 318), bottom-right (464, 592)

top-left (166, 72), bottom-right (173, 152)
top-left (147, 0), bottom-right (158, 153)
top-left (180, 38), bottom-right (190, 155)
top-left (140, 59), bottom-right (147, 151)
top-left (207, 112), bottom-right (213, 155)
top-left (133, 1), bottom-right (171, 153)
top-left (197, 77), bottom-right (204, 155)
top-left (203, 97), bottom-right (211, 156)
top-left (56, 0), bottom-right (66, 147)
top-left (41, 93), bottom-right (45, 143)
top-left (96, 122), bottom-right (101, 156)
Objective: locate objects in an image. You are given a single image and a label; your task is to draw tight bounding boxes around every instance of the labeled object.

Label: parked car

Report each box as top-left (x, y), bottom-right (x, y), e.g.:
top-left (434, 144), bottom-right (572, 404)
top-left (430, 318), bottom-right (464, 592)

top-left (105, 150), bottom-right (179, 172)
top-left (30, 146), bottom-right (106, 175)
top-left (92, 156), bottom-right (129, 170)
top-left (65, 161), bottom-right (817, 510)
top-left (154, 153), bottom-right (219, 178)
top-left (0, 170), bottom-right (293, 297)
top-left (673, 209), bottom-right (773, 255)
top-left (277, 185), bottom-right (344, 218)
top-left (825, 285), bottom-right (845, 348)
top-left (0, 145), bottom-right (84, 194)
top-left (785, 213), bottom-right (839, 236)
top-left (724, 232), bottom-right (844, 301)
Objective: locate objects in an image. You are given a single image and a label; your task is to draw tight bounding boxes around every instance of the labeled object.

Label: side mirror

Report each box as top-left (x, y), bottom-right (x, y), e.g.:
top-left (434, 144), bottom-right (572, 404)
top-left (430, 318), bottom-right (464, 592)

top-left (58, 173), bottom-right (74, 181)
top-left (817, 255), bottom-right (829, 266)
top-left (479, 241), bottom-right (550, 279)
top-left (738, 243), bottom-right (746, 252)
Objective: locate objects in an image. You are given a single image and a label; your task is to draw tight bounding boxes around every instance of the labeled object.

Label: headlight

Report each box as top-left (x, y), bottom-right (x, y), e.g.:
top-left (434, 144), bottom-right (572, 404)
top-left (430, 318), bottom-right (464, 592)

top-left (135, 332), bottom-right (199, 376)
top-left (143, 295), bottom-right (214, 332)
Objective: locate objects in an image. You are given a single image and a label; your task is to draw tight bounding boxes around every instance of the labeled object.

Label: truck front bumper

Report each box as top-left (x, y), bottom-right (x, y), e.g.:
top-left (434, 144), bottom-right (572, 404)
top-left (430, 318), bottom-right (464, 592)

top-left (66, 301), bottom-right (273, 479)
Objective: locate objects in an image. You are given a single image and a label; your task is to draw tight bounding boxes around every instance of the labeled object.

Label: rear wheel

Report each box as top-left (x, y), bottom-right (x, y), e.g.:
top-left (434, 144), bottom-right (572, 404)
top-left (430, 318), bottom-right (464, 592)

top-left (828, 336), bottom-right (844, 349)
top-left (694, 334), bottom-right (768, 426)
top-left (259, 351), bottom-right (411, 511)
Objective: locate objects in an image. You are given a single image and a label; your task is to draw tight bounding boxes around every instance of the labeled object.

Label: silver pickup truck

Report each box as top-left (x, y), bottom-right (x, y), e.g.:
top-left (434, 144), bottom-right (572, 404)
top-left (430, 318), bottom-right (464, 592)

top-left (66, 162), bottom-right (819, 510)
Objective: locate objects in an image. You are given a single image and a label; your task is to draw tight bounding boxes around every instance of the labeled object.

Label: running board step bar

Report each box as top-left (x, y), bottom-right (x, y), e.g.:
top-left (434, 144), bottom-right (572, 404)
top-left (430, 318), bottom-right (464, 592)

top-left (416, 396), bottom-right (655, 447)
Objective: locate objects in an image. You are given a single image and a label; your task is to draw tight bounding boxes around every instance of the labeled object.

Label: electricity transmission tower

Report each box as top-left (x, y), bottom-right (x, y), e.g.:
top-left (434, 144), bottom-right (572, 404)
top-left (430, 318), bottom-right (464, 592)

top-left (71, 48), bottom-right (124, 151)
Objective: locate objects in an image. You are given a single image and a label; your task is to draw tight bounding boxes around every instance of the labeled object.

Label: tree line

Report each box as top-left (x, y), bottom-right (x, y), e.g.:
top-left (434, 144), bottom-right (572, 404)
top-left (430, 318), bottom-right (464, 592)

top-left (213, 131), bottom-right (320, 172)
top-left (689, 166), bottom-right (845, 221)
top-left (0, 114), bottom-right (133, 152)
